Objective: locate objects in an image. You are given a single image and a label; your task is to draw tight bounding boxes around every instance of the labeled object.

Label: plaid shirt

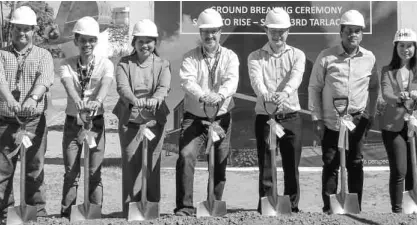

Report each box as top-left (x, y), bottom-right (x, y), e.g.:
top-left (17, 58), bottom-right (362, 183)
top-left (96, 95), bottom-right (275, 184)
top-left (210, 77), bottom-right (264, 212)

top-left (0, 45), bottom-right (54, 117)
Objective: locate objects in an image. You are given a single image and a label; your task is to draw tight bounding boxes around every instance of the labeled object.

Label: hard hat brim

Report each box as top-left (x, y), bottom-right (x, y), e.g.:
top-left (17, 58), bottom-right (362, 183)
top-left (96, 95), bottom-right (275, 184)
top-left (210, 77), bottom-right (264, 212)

top-left (339, 22), bottom-right (365, 29)
top-left (198, 24), bottom-right (223, 29)
top-left (10, 20), bottom-right (37, 26)
top-left (265, 24), bottom-right (291, 29)
top-left (132, 33), bottom-right (158, 37)
top-left (73, 31), bottom-right (99, 38)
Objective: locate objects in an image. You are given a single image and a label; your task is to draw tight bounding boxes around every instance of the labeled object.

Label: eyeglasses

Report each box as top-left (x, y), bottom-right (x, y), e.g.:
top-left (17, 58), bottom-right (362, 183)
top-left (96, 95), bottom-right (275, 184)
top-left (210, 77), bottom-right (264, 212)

top-left (267, 28), bottom-right (289, 36)
top-left (200, 28), bottom-right (221, 35)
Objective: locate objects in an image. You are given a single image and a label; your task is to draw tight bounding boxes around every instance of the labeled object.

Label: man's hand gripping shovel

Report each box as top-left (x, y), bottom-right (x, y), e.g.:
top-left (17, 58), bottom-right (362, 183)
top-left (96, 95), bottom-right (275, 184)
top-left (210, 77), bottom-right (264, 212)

top-left (260, 101), bottom-right (292, 216)
top-left (196, 103), bottom-right (227, 217)
top-left (128, 108), bottom-right (159, 221)
top-left (329, 97), bottom-right (360, 214)
top-left (400, 99), bottom-right (417, 214)
top-left (70, 109), bottom-right (101, 222)
top-left (6, 113), bottom-right (37, 225)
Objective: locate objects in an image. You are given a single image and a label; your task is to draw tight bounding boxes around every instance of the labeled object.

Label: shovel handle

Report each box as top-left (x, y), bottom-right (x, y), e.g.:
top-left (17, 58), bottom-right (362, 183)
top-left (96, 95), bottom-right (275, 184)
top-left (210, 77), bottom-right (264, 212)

top-left (83, 140), bottom-right (90, 204)
top-left (333, 97), bottom-right (349, 117)
top-left (409, 135), bottom-right (417, 189)
top-left (203, 103), bottom-right (220, 123)
top-left (20, 144), bottom-right (27, 206)
top-left (141, 135), bottom-right (148, 202)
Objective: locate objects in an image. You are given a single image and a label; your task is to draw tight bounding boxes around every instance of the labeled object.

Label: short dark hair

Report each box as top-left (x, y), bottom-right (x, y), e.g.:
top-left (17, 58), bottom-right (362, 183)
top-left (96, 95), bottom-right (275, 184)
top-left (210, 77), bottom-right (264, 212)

top-left (388, 41), bottom-right (417, 71)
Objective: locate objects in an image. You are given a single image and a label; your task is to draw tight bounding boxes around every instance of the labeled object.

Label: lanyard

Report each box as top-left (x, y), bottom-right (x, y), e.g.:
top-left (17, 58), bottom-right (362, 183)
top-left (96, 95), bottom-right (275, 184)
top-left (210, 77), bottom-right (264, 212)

top-left (13, 46), bottom-right (33, 89)
top-left (201, 47), bottom-right (221, 87)
top-left (77, 56), bottom-right (95, 98)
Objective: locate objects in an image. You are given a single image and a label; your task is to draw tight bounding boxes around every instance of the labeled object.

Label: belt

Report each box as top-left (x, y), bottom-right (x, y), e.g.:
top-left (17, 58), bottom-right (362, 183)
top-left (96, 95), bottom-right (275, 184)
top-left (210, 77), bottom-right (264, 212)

top-left (275, 112), bottom-right (298, 120)
top-left (0, 114), bottom-right (42, 123)
top-left (66, 114), bottom-right (103, 121)
top-left (184, 111), bottom-right (230, 121)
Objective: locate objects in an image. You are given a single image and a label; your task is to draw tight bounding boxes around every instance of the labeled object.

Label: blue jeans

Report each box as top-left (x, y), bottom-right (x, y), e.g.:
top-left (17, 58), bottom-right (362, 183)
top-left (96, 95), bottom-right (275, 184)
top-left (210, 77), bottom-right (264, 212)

top-left (118, 121), bottom-right (165, 217)
top-left (175, 112), bottom-right (231, 215)
top-left (61, 115), bottom-right (105, 216)
top-left (0, 114), bottom-right (48, 216)
top-left (255, 113), bottom-right (302, 211)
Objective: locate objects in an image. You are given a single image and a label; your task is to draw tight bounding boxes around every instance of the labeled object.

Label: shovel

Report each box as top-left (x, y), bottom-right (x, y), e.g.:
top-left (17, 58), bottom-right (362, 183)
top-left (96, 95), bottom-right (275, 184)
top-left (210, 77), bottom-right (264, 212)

top-left (70, 110), bottom-right (101, 222)
top-left (401, 100), bottom-right (417, 214)
top-left (197, 103), bottom-right (227, 217)
top-left (7, 115), bottom-right (37, 225)
top-left (329, 97), bottom-right (360, 214)
top-left (128, 116), bottom-right (159, 221)
top-left (260, 101), bottom-right (292, 216)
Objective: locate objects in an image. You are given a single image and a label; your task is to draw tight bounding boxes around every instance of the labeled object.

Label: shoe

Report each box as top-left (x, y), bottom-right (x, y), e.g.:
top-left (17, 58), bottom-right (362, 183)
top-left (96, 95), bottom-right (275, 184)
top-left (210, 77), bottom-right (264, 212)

top-left (175, 211), bottom-right (188, 216)
top-left (37, 209), bottom-right (48, 217)
top-left (291, 207), bottom-right (301, 213)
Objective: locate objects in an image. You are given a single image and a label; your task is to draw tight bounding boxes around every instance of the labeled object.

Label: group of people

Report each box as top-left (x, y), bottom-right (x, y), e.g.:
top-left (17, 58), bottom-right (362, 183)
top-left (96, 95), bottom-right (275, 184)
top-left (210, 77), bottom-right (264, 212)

top-left (0, 4), bottom-right (415, 221)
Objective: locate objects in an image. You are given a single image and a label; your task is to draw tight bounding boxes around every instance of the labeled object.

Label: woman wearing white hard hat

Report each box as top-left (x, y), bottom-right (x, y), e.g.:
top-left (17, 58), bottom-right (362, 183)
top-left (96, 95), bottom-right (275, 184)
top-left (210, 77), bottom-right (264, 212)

top-left (112, 18), bottom-right (171, 218)
top-left (59, 16), bottom-right (114, 218)
top-left (380, 28), bottom-right (417, 213)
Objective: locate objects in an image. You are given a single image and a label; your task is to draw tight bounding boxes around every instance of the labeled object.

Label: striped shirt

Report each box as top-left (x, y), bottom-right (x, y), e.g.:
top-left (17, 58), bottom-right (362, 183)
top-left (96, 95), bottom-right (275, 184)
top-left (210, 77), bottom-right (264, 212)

top-left (0, 45), bottom-right (54, 117)
top-left (308, 44), bottom-right (379, 131)
top-left (248, 43), bottom-right (306, 115)
top-left (179, 45), bottom-right (239, 117)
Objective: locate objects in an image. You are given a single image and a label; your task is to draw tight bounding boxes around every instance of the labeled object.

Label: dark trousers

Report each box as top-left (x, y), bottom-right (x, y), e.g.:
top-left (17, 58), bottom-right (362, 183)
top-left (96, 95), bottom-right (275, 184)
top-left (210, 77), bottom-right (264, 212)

top-left (321, 113), bottom-right (369, 212)
top-left (118, 121), bottom-right (165, 218)
top-left (0, 114), bottom-right (47, 217)
top-left (175, 112), bottom-right (231, 215)
top-left (382, 124), bottom-right (414, 213)
top-left (255, 113), bottom-right (302, 210)
top-left (61, 115), bottom-right (105, 216)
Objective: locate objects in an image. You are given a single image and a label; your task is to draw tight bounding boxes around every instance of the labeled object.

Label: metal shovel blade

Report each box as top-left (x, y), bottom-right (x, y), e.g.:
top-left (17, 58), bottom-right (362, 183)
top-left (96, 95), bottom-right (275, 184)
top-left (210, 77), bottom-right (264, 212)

top-left (196, 199), bottom-right (227, 218)
top-left (128, 200), bottom-right (159, 221)
top-left (260, 195), bottom-right (292, 216)
top-left (329, 192), bottom-right (360, 214)
top-left (70, 202), bottom-right (101, 222)
top-left (402, 190), bottom-right (417, 214)
top-left (6, 204), bottom-right (37, 225)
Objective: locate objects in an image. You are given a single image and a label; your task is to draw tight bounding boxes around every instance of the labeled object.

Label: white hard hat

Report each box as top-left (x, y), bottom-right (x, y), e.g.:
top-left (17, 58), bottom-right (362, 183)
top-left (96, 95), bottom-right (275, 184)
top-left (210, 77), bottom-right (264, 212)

top-left (73, 16), bottom-right (100, 37)
top-left (197, 8), bottom-right (223, 29)
top-left (132, 19), bottom-right (158, 37)
top-left (393, 28), bottom-right (417, 44)
top-left (340, 10), bottom-right (365, 28)
top-left (10, 6), bottom-right (37, 26)
top-left (265, 8), bottom-right (291, 29)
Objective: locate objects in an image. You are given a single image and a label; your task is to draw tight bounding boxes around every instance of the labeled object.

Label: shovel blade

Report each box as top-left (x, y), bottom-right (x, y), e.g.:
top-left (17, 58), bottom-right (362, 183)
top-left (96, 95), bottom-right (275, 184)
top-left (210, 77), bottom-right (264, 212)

top-left (128, 200), bottom-right (159, 221)
top-left (70, 202), bottom-right (101, 222)
top-left (6, 204), bottom-right (37, 225)
top-left (260, 195), bottom-right (292, 216)
top-left (329, 193), bottom-right (360, 214)
top-left (196, 200), bottom-right (227, 218)
top-left (403, 191), bottom-right (417, 214)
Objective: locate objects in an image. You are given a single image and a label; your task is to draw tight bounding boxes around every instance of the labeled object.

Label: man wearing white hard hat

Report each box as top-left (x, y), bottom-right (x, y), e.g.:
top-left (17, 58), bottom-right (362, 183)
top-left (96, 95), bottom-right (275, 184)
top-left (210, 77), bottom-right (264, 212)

top-left (308, 9), bottom-right (379, 213)
top-left (58, 16), bottom-right (114, 218)
top-left (380, 28), bottom-right (417, 213)
top-left (0, 5), bottom-right (54, 218)
top-left (112, 19), bottom-right (171, 218)
top-left (174, 8), bottom-right (239, 216)
top-left (248, 7), bottom-right (306, 213)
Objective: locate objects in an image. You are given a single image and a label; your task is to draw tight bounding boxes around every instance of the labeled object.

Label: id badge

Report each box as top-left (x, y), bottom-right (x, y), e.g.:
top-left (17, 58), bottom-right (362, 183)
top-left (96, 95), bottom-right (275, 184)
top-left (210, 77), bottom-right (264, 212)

top-left (11, 89), bottom-right (21, 101)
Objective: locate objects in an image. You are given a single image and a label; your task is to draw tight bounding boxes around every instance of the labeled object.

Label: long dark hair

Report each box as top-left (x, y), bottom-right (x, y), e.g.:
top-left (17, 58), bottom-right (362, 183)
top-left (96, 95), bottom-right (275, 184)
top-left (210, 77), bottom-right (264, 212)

top-left (130, 36), bottom-right (159, 56)
top-left (388, 42), bottom-right (417, 71)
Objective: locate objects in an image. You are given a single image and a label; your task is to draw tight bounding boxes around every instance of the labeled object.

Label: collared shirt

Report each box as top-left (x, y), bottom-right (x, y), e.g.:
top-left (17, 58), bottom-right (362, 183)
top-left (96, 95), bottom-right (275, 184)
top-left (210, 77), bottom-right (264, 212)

top-left (308, 43), bottom-right (379, 131)
top-left (179, 45), bottom-right (239, 117)
top-left (0, 45), bottom-right (54, 117)
top-left (59, 55), bottom-right (114, 117)
top-left (248, 43), bottom-right (306, 115)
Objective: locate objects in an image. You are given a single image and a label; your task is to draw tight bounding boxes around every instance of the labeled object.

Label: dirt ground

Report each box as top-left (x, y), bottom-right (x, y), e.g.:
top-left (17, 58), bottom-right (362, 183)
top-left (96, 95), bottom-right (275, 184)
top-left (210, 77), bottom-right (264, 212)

top-left (5, 163), bottom-right (417, 225)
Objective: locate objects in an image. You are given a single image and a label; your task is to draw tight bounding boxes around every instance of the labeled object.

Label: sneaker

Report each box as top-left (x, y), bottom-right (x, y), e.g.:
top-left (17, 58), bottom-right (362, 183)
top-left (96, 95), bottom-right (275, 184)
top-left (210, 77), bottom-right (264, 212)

top-left (175, 211), bottom-right (188, 216)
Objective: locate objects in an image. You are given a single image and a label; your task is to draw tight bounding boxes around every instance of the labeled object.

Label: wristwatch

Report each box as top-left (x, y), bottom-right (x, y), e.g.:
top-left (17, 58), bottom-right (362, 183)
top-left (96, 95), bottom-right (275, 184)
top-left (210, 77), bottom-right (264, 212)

top-left (30, 94), bottom-right (40, 101)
